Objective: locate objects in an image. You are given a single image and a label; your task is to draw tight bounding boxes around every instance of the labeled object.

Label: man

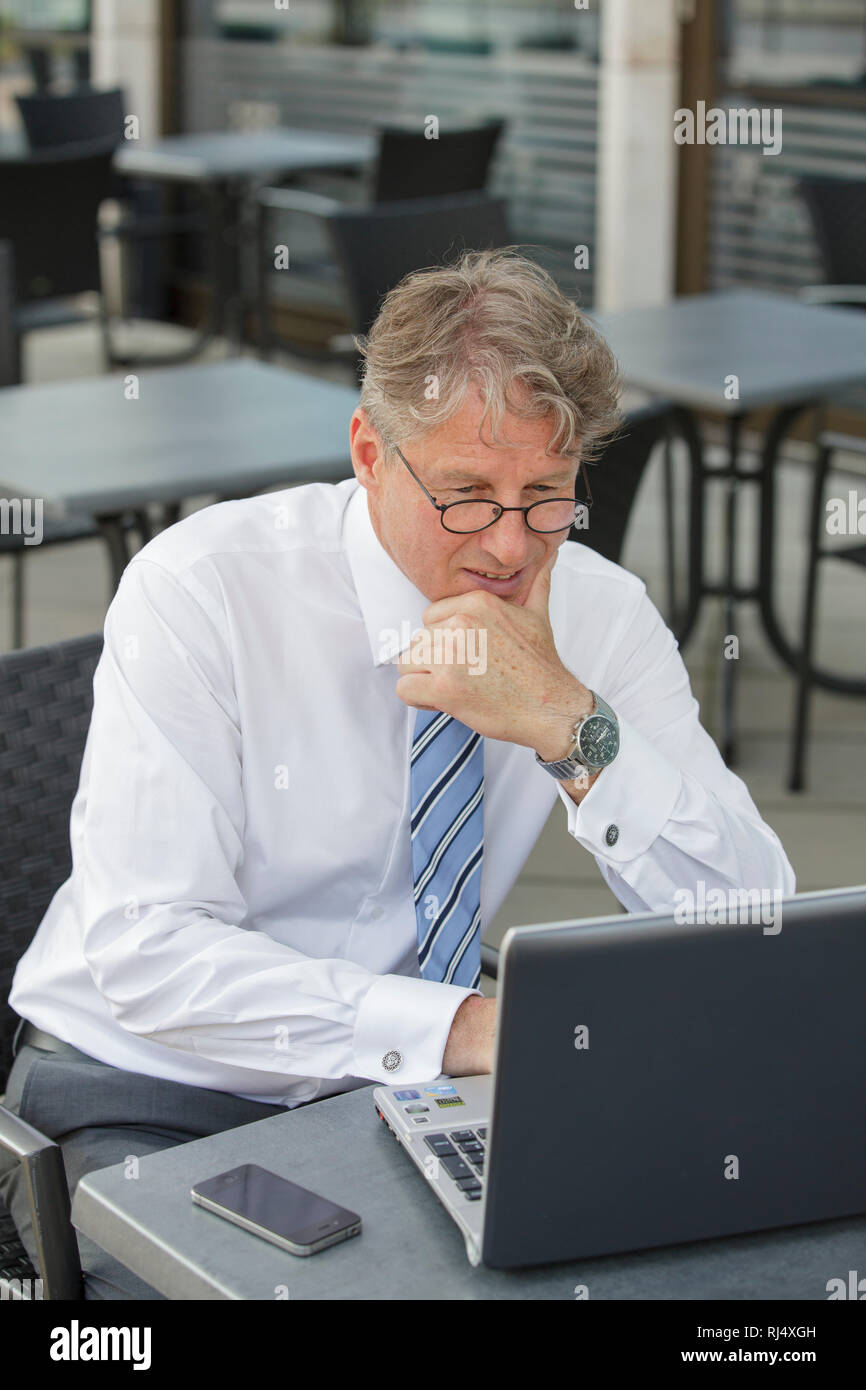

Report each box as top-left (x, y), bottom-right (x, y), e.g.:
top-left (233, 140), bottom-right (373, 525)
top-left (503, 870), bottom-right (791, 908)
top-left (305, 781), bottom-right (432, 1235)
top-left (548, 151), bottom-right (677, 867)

top-left (2, 249), bottom-right (794, 1299)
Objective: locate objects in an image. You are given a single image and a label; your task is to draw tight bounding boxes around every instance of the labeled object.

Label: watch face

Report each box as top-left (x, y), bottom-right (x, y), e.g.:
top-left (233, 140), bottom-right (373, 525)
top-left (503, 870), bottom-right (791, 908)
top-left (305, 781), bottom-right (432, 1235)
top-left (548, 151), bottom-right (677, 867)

top-left (578, 715), bottom-right (619, 767)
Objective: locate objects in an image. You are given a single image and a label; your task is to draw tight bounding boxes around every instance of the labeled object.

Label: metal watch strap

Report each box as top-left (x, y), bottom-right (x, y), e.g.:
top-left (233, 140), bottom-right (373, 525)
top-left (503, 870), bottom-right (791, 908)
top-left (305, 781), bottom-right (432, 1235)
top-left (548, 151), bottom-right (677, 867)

top-left (534, 691), bottom-right (618, 779)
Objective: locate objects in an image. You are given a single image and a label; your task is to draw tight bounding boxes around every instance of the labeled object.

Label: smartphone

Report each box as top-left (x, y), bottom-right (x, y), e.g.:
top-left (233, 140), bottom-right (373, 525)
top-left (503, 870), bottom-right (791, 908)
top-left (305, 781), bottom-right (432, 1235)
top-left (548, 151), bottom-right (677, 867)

top-left (191, 1163), bottom-right (361, 1256)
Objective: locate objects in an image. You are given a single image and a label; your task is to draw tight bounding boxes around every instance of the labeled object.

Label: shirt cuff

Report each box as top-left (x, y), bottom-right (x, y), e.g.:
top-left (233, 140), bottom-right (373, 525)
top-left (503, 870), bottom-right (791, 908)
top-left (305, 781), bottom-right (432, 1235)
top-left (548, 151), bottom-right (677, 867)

top-left (555, 713), bottom-right (683, 864)
top-left (352, 973), bottom-right (482, 1084)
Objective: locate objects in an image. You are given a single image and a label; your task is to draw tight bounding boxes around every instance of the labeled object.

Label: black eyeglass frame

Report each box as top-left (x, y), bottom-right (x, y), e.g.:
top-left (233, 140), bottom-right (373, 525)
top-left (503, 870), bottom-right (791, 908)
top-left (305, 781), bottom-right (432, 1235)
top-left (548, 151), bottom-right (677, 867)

top-left (388, 441), bottom-right (593, 534)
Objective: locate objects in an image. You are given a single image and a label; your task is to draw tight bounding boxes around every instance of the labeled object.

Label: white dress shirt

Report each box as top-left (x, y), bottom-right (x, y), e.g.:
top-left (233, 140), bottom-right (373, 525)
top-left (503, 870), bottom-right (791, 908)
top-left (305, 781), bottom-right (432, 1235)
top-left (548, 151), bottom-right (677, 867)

top-left (10, 478), bottom-right (795, 1106)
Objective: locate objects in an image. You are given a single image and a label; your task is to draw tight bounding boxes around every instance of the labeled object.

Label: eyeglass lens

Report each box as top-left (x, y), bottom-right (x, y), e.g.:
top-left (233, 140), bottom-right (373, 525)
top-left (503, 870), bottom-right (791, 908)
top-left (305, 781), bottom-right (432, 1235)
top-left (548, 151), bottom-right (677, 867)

top-left (441, 498), bottom-right (581, 533)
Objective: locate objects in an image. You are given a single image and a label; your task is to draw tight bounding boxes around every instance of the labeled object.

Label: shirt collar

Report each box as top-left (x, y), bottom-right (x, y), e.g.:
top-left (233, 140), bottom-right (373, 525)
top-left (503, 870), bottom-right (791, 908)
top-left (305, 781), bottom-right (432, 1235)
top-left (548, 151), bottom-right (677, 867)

top-left (342, 480), bottom-right (431, 667)
top-left (342, 477), bottom-right (568, 668)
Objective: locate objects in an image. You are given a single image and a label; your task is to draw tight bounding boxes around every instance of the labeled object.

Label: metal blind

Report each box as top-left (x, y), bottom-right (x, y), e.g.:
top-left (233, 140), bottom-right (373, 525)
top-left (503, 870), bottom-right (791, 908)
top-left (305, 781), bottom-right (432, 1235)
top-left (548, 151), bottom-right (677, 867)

top-left (179, 38), bottom-right (600, 305)
top-left (709, 98), bottom-right (866, 293)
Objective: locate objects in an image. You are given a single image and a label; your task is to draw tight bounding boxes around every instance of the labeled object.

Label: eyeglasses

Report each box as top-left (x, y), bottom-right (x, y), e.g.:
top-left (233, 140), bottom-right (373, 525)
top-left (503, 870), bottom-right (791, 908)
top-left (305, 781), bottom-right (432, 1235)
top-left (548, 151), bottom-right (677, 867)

top-left (389, 442), bottom-right (593, 535)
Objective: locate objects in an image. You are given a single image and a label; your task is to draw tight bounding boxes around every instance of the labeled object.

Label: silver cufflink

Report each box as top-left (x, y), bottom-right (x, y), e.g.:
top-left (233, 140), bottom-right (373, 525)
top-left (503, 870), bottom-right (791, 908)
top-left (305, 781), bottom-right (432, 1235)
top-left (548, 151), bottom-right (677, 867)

top-left (382, 1050), bottom-right (402, 1071)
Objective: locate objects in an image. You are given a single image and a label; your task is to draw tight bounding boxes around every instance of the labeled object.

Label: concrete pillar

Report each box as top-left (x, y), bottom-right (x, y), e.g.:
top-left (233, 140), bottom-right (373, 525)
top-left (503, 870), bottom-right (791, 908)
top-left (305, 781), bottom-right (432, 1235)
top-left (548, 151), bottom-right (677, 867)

top-left (91, 0), bottom-right (162, 138)
top-left (595, 0), bottom-right (681, 310)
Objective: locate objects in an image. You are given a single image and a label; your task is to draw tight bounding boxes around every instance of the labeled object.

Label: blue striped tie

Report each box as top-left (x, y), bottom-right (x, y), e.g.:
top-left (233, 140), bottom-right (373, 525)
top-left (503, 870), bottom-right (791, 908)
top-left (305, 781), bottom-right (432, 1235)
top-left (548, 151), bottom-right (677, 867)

top-left (410, 709), bottom-right (484, 988)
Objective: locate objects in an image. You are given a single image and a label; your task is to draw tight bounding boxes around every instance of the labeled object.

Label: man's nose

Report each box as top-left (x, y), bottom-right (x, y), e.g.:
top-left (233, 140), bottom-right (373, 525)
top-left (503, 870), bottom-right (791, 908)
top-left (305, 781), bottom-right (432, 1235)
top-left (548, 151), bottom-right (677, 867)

top-left (477, 508), bottom-right (536, 567)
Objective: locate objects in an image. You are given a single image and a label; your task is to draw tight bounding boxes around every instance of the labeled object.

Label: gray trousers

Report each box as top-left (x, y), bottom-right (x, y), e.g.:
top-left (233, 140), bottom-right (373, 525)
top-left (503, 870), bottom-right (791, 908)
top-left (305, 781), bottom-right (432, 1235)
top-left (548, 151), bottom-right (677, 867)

top-left (0, 1028), bottom-right (287, 1300)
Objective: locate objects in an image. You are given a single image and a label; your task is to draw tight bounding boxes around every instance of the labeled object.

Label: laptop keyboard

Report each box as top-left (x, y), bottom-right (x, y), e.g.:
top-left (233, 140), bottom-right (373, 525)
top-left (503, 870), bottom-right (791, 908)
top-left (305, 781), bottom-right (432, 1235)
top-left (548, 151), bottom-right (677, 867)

top-left (424, 1128), bottom-right (488, 1201)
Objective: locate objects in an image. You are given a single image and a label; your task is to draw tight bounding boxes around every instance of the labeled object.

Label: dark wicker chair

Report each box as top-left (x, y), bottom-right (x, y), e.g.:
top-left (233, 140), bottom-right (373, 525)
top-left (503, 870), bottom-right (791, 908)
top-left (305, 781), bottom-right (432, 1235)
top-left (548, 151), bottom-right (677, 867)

top-left (787, 176), bottom-right (866, 781)
top-left (800, 175), bottom-right (866, 298)
top-left (798, 175), bottom-right (866, 410)
top-left (789, 430), bottom-right (866, 792)
top-left (371, 120), bottom-right (504, 203)
top-left (573, 400), bottom-right (701, 572)
top-left (253, 116), bottom-right (505, 366)
top-left (0, 632), bottom-right (104, 1299)
top-left (255, 189), bottom-right (509, 372)
top-left (15, 87), bottom-right (206, 335)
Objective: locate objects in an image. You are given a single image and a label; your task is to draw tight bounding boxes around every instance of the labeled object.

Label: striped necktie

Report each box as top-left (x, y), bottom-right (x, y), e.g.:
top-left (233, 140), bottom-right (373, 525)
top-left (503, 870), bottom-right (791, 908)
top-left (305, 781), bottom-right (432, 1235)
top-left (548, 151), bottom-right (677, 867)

top-left (410, 708), bottom-right (484, 988)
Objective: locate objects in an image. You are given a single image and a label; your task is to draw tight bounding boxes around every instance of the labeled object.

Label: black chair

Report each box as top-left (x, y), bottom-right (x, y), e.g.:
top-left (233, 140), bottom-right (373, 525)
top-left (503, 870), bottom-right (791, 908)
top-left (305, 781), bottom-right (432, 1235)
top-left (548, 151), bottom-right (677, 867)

top-left (569, 401), bottom-right (680, 559)
top-left (0, 136), bottom-right (120, 376)
top-left (330, 192), bottom-right (509, 340)
top-left (789, 430), bottom-right (866, 792)
top-left (800, 176), bottom-right (866, 296)
top-left (782, 176), bottom-right (866, 779)
top-left (798, 175), bottom-right (866, 405)
top-left (0, 633), bottom-right (104, 1299)
top-left (16, 88), bottom-right (127, 152)
top-left (372, 120), bottom-right (504, 203)
top-left (256, 190), bottom-right (509, 369)
top-left (15, 87), bottom-right (204, 332)
top-left (16, 89), bottom-right (132, 243)
top-left (0, 240), bottom-right (15, 390)
top-left (252, 120), bottom-right (505, 358)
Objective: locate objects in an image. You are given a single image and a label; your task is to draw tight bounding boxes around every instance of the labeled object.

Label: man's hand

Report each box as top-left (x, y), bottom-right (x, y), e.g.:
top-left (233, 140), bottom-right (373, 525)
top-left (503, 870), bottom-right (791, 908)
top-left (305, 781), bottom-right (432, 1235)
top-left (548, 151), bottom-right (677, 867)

top-left (442, 995), bottom-right (497, 1076)
top-left (395, 553), bottom-right (592, 763)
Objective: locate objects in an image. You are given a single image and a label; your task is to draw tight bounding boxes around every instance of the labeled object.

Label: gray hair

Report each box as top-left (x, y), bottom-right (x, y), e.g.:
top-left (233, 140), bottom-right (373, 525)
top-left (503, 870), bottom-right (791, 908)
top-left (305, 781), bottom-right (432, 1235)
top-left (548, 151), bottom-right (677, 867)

top-left (355, 247), bottom-right (623, 464)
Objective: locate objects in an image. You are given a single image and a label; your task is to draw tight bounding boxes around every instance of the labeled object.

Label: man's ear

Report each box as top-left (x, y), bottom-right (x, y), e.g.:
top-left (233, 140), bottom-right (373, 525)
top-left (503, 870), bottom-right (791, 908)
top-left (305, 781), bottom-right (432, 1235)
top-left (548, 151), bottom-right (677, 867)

top-left (350, 409), bottom-right (384, 493)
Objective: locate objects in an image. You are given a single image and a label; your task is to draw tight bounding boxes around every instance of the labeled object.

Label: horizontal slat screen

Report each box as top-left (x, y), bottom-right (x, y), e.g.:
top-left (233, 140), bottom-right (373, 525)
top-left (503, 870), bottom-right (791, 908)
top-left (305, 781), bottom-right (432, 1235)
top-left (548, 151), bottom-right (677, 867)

top-left (708, 96), bottom-right (866, 293)
top-left (178, 38), bottom-right (600, 306)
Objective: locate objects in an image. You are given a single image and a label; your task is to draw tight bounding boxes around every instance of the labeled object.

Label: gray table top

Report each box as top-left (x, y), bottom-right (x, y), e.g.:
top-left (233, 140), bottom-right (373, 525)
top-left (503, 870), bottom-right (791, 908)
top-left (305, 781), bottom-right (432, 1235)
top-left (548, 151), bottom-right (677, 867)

top-left (0, 358), bottom-right (358, 516)
top-left (72, 1080), bottom-right (866, 1300)
top-left (113, 128), bottom-right (376, 183)
top-left (0, 126), bottom-right (374, 180)
top-left (591, 290), bottom-right (866, 413)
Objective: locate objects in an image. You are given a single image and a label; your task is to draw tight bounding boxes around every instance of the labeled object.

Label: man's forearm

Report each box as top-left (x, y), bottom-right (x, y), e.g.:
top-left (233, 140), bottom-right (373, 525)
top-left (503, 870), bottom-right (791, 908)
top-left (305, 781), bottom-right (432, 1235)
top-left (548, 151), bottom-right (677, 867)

top-left (442, 995), bottom-right (497, 1075)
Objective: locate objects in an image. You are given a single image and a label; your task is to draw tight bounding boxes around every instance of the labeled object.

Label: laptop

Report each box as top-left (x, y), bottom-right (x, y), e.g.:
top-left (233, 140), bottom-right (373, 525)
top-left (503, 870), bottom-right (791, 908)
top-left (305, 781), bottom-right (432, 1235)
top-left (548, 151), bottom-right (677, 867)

top-left (374, 885), bottom-right (866, 1269)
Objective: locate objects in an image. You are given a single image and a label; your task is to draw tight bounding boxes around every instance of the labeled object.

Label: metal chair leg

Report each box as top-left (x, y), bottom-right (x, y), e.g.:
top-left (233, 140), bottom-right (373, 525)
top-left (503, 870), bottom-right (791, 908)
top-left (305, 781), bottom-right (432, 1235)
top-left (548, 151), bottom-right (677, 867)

top-left (94, 513), bottom-right (134, 594)
top-left (11, 550), bottom-right (24, 650)
top-left (132, 508), bottom-right (153, 546)
top-left (666, 405), bottom-right (704, 650)
top-left (96, 287), bottom-right (125, 372)
top-left (255, 195), bottom-right (274, 362)
top-left (662, 427), bottom-right (677, 627)
top-left (720, 413), bottom-right (744, 766)
top-left (789, 442), bottom-right (831, 792)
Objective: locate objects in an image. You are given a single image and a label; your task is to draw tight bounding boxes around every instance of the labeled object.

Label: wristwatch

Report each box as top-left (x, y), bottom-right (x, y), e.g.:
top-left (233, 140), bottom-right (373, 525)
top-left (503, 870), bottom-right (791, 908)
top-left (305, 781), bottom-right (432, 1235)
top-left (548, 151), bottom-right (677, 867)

top-left (534, 691), bottom-right (620, 780)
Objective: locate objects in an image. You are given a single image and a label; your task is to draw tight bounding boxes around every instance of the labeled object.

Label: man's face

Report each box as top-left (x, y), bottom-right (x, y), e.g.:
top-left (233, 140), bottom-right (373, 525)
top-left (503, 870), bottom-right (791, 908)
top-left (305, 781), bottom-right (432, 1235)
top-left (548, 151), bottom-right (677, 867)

top-left (350, 394), bottom-right (578, 607)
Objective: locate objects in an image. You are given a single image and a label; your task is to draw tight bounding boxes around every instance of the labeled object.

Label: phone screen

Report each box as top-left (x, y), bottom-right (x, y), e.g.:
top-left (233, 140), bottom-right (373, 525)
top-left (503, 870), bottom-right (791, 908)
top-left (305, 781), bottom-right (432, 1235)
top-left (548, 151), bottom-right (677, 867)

top-left (194, 1164), bottom-right (358, 1245)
